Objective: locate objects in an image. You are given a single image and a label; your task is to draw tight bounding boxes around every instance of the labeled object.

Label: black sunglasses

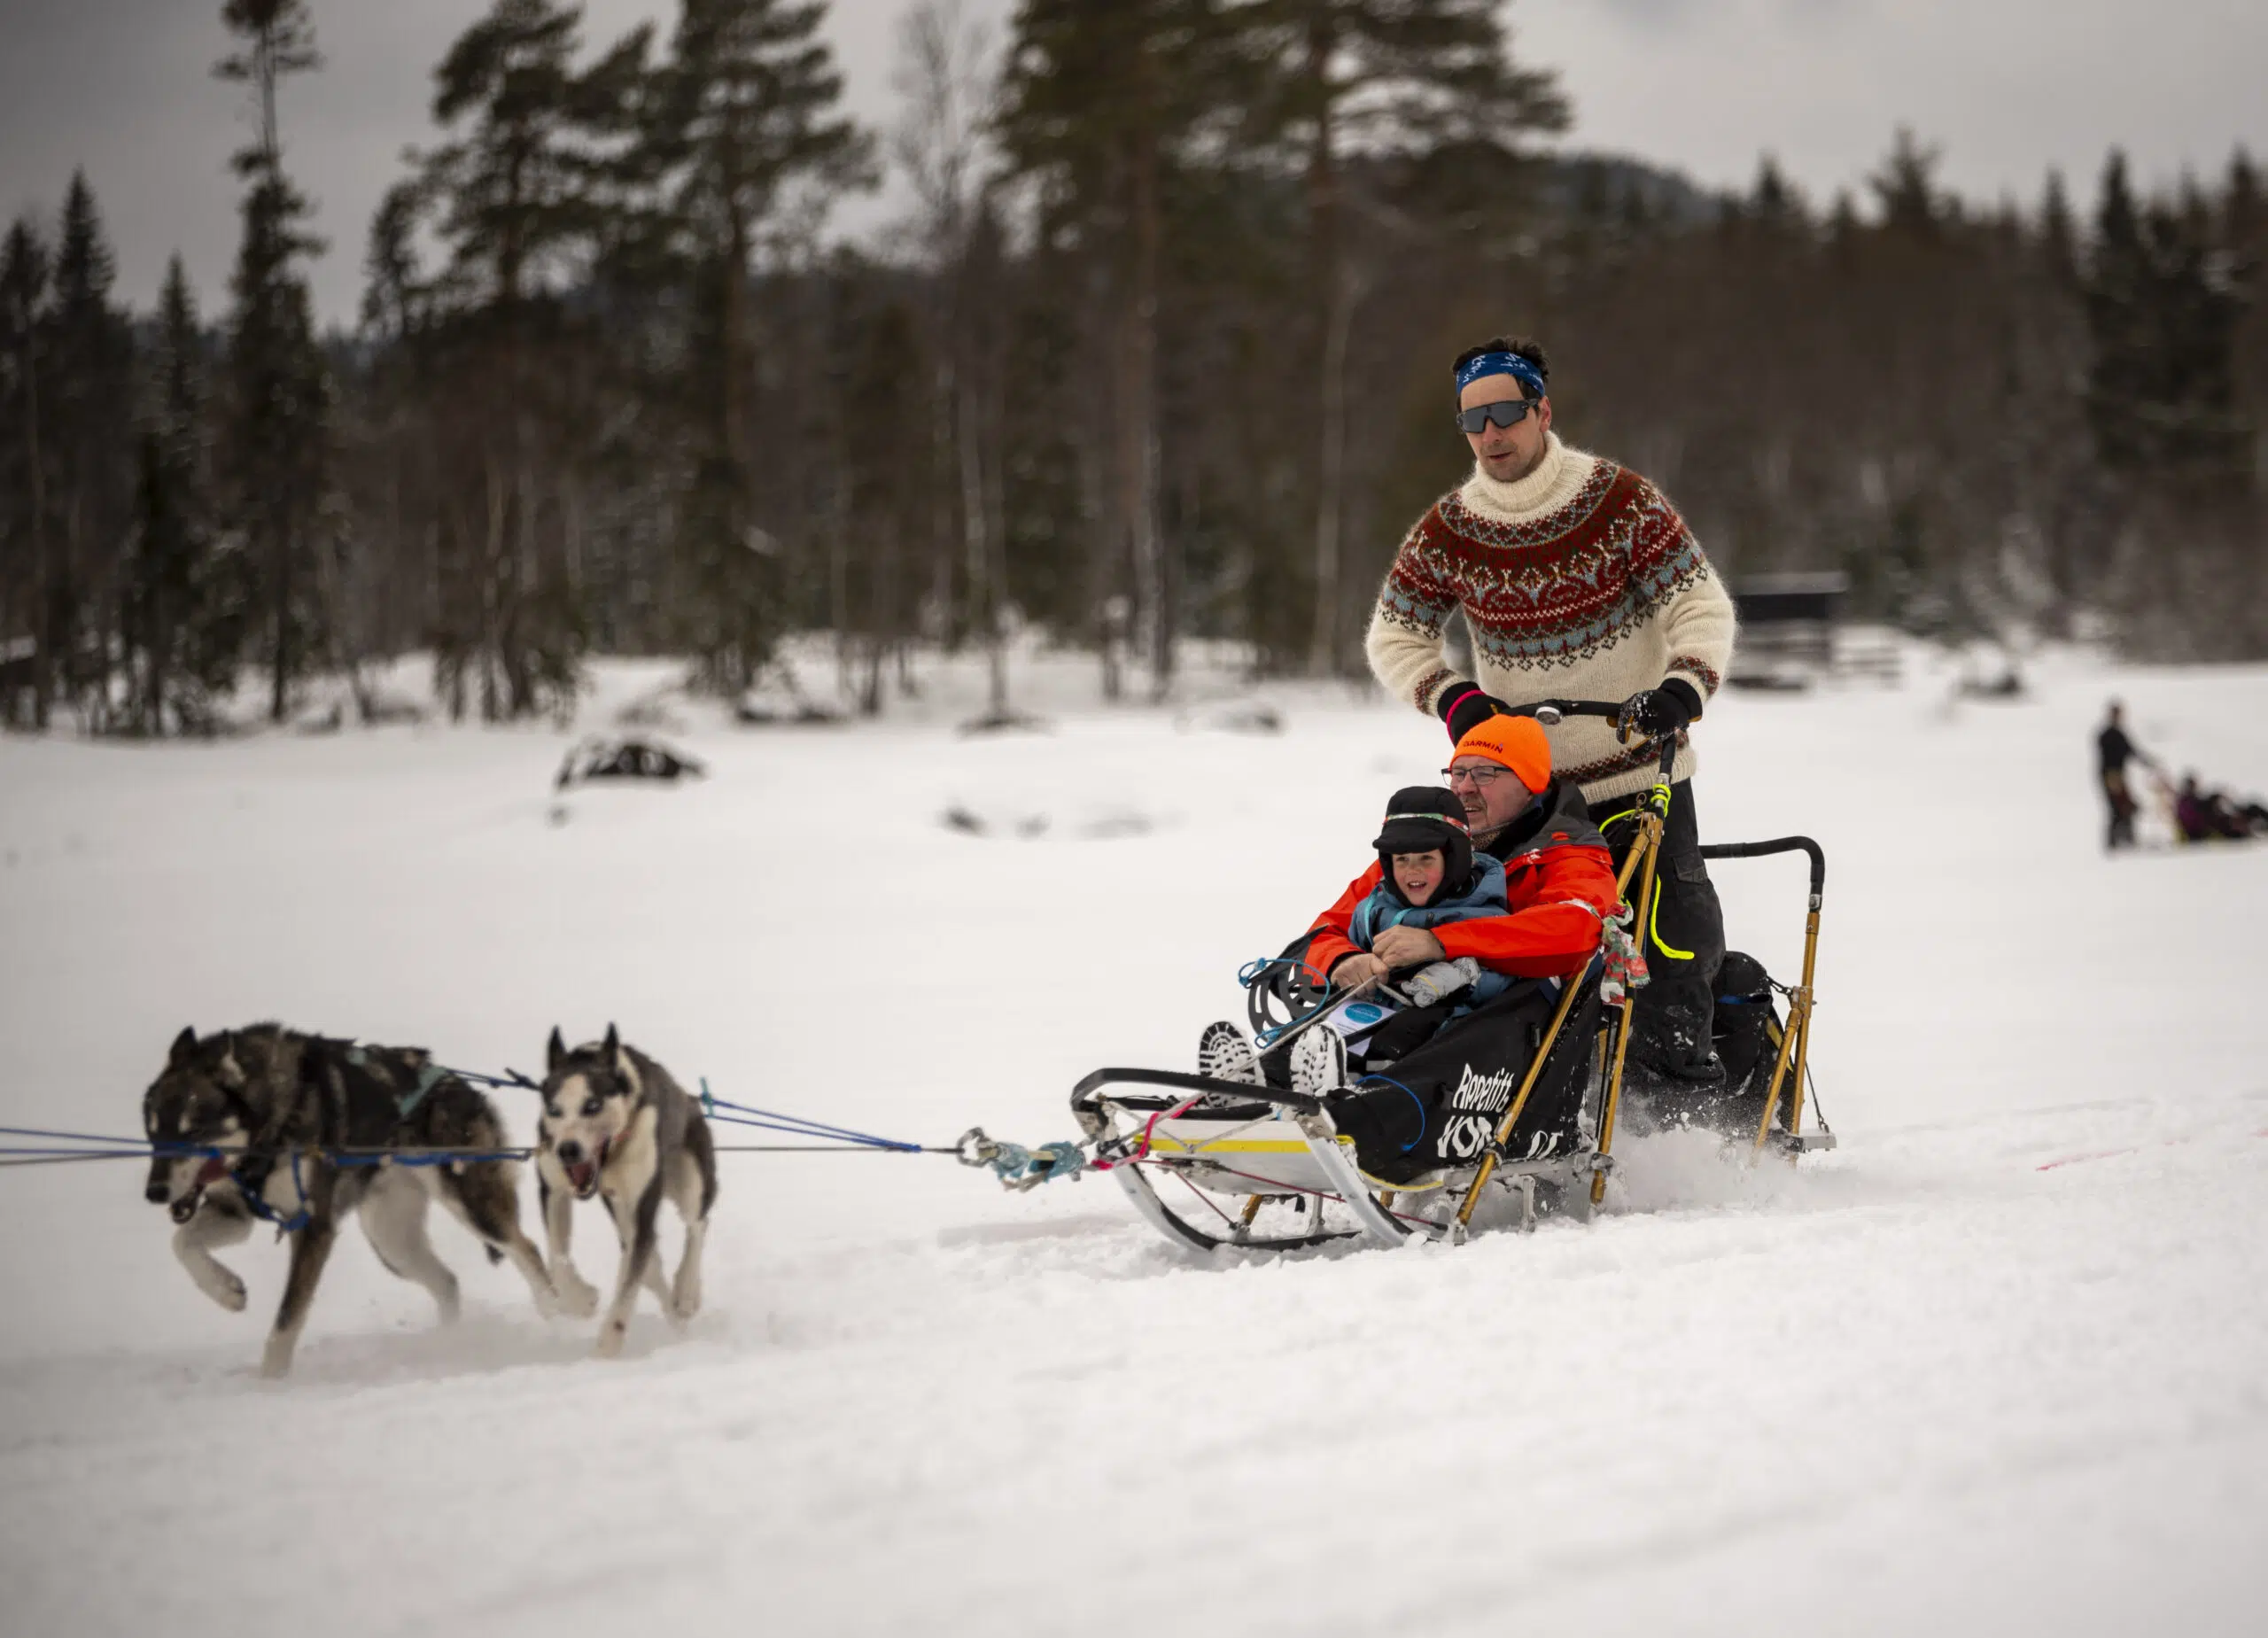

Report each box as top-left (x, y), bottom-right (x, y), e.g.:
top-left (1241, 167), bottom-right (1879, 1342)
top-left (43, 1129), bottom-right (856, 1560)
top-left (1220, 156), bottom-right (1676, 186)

top-left (1454, 398), bottom-right (1540, 435)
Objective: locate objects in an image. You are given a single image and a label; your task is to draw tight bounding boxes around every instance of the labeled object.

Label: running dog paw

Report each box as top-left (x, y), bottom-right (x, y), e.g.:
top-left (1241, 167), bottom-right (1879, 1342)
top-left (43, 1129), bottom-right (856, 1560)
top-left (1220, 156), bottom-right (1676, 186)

top-left (594, 1317), bottom-right (628, 1359)
top-left (193, 1263), bottom-right (248, 1313)
top-left (553, 1274), bottom-right (601, 1319)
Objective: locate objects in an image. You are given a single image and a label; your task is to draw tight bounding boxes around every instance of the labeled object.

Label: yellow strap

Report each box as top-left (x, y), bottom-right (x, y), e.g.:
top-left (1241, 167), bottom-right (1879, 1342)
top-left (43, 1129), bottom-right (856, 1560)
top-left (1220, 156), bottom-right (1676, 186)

top-left (1145, 1134), bottom-right (1314, 1156)
top-left (1649, 878), bottom-right (1695, 961)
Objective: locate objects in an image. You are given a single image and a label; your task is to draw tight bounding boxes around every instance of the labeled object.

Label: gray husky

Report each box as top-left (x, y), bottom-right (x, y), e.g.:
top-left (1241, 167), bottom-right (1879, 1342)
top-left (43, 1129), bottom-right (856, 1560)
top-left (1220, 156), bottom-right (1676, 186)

top-left (143, 1025), bottom-right (556, 1377)
top-left (537, 1026), bottom-right (718, 1358)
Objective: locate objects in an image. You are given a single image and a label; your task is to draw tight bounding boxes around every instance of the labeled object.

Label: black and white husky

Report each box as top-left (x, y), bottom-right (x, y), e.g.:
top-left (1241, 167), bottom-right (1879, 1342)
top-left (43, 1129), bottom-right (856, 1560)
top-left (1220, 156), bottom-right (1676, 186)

top-left (536, 1026), bottom-right (718, 1357)
top-left (142, 1025), bottom-right (557, 1378)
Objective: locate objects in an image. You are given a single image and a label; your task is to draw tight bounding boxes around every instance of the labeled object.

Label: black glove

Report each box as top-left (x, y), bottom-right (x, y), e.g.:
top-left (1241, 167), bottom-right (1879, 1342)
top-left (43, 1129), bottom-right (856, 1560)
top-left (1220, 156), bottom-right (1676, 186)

top-left (1617, 679), bottom-right (1702, 740)
top-left (1437, 683), bottom-right (1511, 744)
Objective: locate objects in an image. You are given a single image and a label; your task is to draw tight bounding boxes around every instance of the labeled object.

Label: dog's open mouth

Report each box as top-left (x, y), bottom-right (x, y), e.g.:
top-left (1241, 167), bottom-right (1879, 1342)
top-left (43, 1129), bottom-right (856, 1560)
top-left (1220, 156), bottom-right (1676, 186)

top-left (566, 1140), bottom-right (610, 1199)
top-left (168, 1157), bottom-right (232, 1223)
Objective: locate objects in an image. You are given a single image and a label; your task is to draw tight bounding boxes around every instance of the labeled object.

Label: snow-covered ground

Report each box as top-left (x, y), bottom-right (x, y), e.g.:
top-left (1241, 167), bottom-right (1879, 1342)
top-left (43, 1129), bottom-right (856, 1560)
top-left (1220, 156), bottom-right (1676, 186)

top-left (3, 645), bottom-right (2266, 1637)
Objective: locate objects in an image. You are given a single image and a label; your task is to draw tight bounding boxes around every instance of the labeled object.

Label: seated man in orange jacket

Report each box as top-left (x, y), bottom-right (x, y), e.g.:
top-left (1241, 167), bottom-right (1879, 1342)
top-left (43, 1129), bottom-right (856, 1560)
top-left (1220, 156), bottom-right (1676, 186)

top-left (1306, 715), bottom-right (1619, 1181)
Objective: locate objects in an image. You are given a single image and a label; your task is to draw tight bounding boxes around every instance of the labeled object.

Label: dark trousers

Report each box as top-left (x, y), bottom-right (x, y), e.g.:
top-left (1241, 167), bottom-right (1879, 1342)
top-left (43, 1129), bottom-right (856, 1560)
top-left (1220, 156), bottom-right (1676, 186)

top-left (1328, 978), bottom-right (1601, 1178)
top-left (1587, 779), bottom-right (1726, 1078)
top-left (2102, 770), bottom-right (2137, 850)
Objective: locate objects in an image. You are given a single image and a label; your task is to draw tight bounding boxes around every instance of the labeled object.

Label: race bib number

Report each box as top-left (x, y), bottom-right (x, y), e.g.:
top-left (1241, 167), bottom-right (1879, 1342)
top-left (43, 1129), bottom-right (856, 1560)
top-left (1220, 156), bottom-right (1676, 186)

top-left (1323, 999), bottom-right (1395, 1052)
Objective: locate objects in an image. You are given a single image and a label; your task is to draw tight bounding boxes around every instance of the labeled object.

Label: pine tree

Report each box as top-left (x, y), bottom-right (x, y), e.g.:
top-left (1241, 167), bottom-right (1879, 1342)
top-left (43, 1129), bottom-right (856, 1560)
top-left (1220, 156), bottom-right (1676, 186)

top-left (216, 0), bottom-right (330, 723)
top-left (413, 0), bottom-right (618, 719)
top-left (125, 257), bottom-right (238, 734)
top-left (2226, 150), bottom-right (2266, 493)
top-left (424, 0), bottom-right (595, 307)
top-left (361, 181), bottom-right (428, 343)
top-left (1237, 0), bottom-right (1567, 672)
top-left (2084, 150), bottom-right (2247, 477)
top-left (652, 0), bottom-right (874, 692)
top-left (43, 171), bottom-right (138, 724)
top-left (998, 0), bottom-right (1223, 699)
top-left (2039, 169), bottom-right (2078, 289)
top-left (0, 218), bottom-right (51, 726)
top-left (1869, 128), bottom-right (1946, 239)
top-left (2084, 151), bottom-right (2149, 470)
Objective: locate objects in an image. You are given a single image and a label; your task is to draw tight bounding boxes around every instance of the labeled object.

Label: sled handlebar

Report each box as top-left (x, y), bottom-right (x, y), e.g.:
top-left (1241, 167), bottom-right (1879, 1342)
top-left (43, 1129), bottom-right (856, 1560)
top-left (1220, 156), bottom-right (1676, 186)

top-left (1502, 699), bottom-right (1680, 780)
top-left (1698, 836), bottom-right (1826, 903)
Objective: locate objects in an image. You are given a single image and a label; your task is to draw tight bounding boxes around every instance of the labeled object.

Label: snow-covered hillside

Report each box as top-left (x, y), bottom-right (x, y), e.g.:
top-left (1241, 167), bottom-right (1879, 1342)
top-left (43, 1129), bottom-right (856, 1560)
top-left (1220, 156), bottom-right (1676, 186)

top-left (3, 648), bottom-right (2265, 1637)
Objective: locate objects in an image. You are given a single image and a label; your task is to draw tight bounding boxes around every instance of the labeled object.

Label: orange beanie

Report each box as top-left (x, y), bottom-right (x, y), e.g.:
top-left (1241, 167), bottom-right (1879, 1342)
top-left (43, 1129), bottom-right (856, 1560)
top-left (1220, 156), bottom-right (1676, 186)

top-left (1452, 713), bottom-right (1551, 794)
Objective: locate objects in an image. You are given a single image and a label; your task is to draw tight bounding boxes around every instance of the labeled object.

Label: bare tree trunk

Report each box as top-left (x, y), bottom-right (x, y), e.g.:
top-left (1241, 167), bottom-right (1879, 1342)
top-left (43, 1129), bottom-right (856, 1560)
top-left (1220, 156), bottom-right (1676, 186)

top-left (957, 362), bottom-right (1000, 712)
top-left (20, 338), bottom-right (48, 727)
top-left (932, 353), bottom-right (959, 641)
top-left (1304, 19), bottom-right (1346, 678)
top-left (1079, 257), bottom-right (1121, 703)
top-left (1125, 117), bottom-right (1168, 700)
top-left (267, 506), bottom-right (290, 722)
top-left (1309, 264), bottom-right (1358, 675)
top-left (983, 384), bottom-right (1011, 717)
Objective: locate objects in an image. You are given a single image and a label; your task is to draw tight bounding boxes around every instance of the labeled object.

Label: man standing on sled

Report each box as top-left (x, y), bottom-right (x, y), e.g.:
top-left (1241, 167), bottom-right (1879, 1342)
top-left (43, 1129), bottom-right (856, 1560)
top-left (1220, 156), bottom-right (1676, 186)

top-left (1363, 336), bottom-right (1737, 1093)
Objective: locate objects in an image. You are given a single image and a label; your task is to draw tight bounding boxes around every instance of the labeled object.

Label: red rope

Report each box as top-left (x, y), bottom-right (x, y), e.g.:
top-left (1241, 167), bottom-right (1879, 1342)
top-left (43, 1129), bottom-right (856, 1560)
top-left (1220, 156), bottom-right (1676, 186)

top-left (1091, 1091), bottom-right (1208, 1173)
top-left (1167, 1166), bottom-right (1244, 1231)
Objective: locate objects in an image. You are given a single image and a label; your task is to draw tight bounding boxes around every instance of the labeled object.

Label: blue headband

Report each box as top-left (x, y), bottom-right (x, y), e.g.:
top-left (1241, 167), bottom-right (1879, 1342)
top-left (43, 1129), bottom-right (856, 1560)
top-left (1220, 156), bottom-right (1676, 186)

top-left (1455, 350), bottom-right (1546, 400)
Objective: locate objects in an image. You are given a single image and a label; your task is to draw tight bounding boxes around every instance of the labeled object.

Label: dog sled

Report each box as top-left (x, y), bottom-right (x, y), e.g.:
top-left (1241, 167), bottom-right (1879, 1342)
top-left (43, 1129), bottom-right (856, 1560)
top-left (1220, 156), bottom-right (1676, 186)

top-left (1068, 701), bottom-right (1834, 1254)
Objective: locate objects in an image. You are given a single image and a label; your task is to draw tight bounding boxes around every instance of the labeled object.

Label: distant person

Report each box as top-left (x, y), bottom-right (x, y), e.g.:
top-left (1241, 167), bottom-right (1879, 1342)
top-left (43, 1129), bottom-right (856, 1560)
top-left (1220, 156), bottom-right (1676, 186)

top-left (2096, 702), bottom-right (2152, 850)
top-left (1363, 334), bottom-right (1736, 1093)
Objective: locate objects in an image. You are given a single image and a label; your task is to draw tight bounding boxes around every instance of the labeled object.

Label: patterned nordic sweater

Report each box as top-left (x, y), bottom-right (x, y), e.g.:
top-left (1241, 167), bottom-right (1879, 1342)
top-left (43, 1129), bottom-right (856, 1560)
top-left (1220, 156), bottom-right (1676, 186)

top-left (1364, 433), bottom-right (1737, 803)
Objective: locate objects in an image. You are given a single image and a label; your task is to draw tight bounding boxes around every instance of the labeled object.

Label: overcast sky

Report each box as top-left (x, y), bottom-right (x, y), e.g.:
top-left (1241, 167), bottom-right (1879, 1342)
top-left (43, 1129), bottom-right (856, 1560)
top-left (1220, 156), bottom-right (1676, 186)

top-left (4, 0), bottom-right (2264, 328)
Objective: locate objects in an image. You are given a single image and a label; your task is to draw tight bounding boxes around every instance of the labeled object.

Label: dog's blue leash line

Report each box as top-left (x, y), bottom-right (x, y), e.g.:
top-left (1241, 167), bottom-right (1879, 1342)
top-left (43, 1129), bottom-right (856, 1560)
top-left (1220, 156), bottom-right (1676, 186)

top-left (0, 1125), bottom-right (532, 1166)
top-left (697, 1083), bottom-right (928, 1153)
top-left (437, 1063), bottom-right (935, 1154)
top-left (0, 1123), bottom-right (189, 1149)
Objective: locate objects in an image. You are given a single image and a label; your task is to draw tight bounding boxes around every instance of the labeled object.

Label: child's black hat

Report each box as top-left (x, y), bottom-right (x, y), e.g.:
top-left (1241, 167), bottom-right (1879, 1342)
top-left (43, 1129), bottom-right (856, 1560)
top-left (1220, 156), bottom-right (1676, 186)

top-left (1372, 786), bottom-right (1474, 903)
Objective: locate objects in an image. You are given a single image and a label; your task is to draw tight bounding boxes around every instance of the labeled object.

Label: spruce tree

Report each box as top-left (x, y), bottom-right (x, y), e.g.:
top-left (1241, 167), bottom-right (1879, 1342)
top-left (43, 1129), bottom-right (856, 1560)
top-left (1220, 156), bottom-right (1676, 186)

top-left (2039, 169), bottom-right (2078, 289)
top-left (2085, 151), bottom-right (2149, 470)
top-left (0, 218), bottom-right (51, 726)
top-left (126, 257), bottom-right (237, 734)
top-left (216, 0), bottom-right (330, 723)
top-left (43, 172), bottom-right (138, 724)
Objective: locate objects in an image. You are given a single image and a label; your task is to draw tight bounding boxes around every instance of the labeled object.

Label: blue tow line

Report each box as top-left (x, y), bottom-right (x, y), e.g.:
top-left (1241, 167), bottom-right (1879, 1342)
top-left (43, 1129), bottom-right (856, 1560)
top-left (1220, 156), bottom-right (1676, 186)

top-left (0, 1061), bottom-right (944, 1179)
top-left (697, 1081), bottom-right (927, 1153)
top-left (442, 1063), bottom-right (932, 1154)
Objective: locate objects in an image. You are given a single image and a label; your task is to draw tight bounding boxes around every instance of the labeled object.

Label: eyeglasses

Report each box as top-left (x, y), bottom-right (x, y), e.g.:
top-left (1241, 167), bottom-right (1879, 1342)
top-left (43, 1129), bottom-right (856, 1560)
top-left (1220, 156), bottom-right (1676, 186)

top-left (1441, 765), bottom-right (1511, 787)
top-left (1453, 398), bottom-right (1540, 435)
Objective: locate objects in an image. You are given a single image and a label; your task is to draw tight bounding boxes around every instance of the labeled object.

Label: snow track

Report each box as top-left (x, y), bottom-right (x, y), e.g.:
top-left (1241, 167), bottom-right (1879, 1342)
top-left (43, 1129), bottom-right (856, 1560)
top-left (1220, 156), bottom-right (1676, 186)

top-left (3, 649), bottom-right (2266, 1635)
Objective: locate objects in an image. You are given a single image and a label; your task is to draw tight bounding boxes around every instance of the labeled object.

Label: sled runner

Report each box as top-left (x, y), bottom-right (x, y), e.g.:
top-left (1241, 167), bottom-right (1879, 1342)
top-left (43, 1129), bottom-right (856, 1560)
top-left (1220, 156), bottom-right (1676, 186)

top-left (1070, 701), bottom-right (1834, 1254)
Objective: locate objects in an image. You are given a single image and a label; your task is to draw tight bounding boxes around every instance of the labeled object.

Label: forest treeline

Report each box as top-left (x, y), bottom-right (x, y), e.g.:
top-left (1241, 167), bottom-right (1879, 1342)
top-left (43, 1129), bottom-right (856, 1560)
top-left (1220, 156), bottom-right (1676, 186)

top-left (1, 0), bottom-right (2262, 732)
